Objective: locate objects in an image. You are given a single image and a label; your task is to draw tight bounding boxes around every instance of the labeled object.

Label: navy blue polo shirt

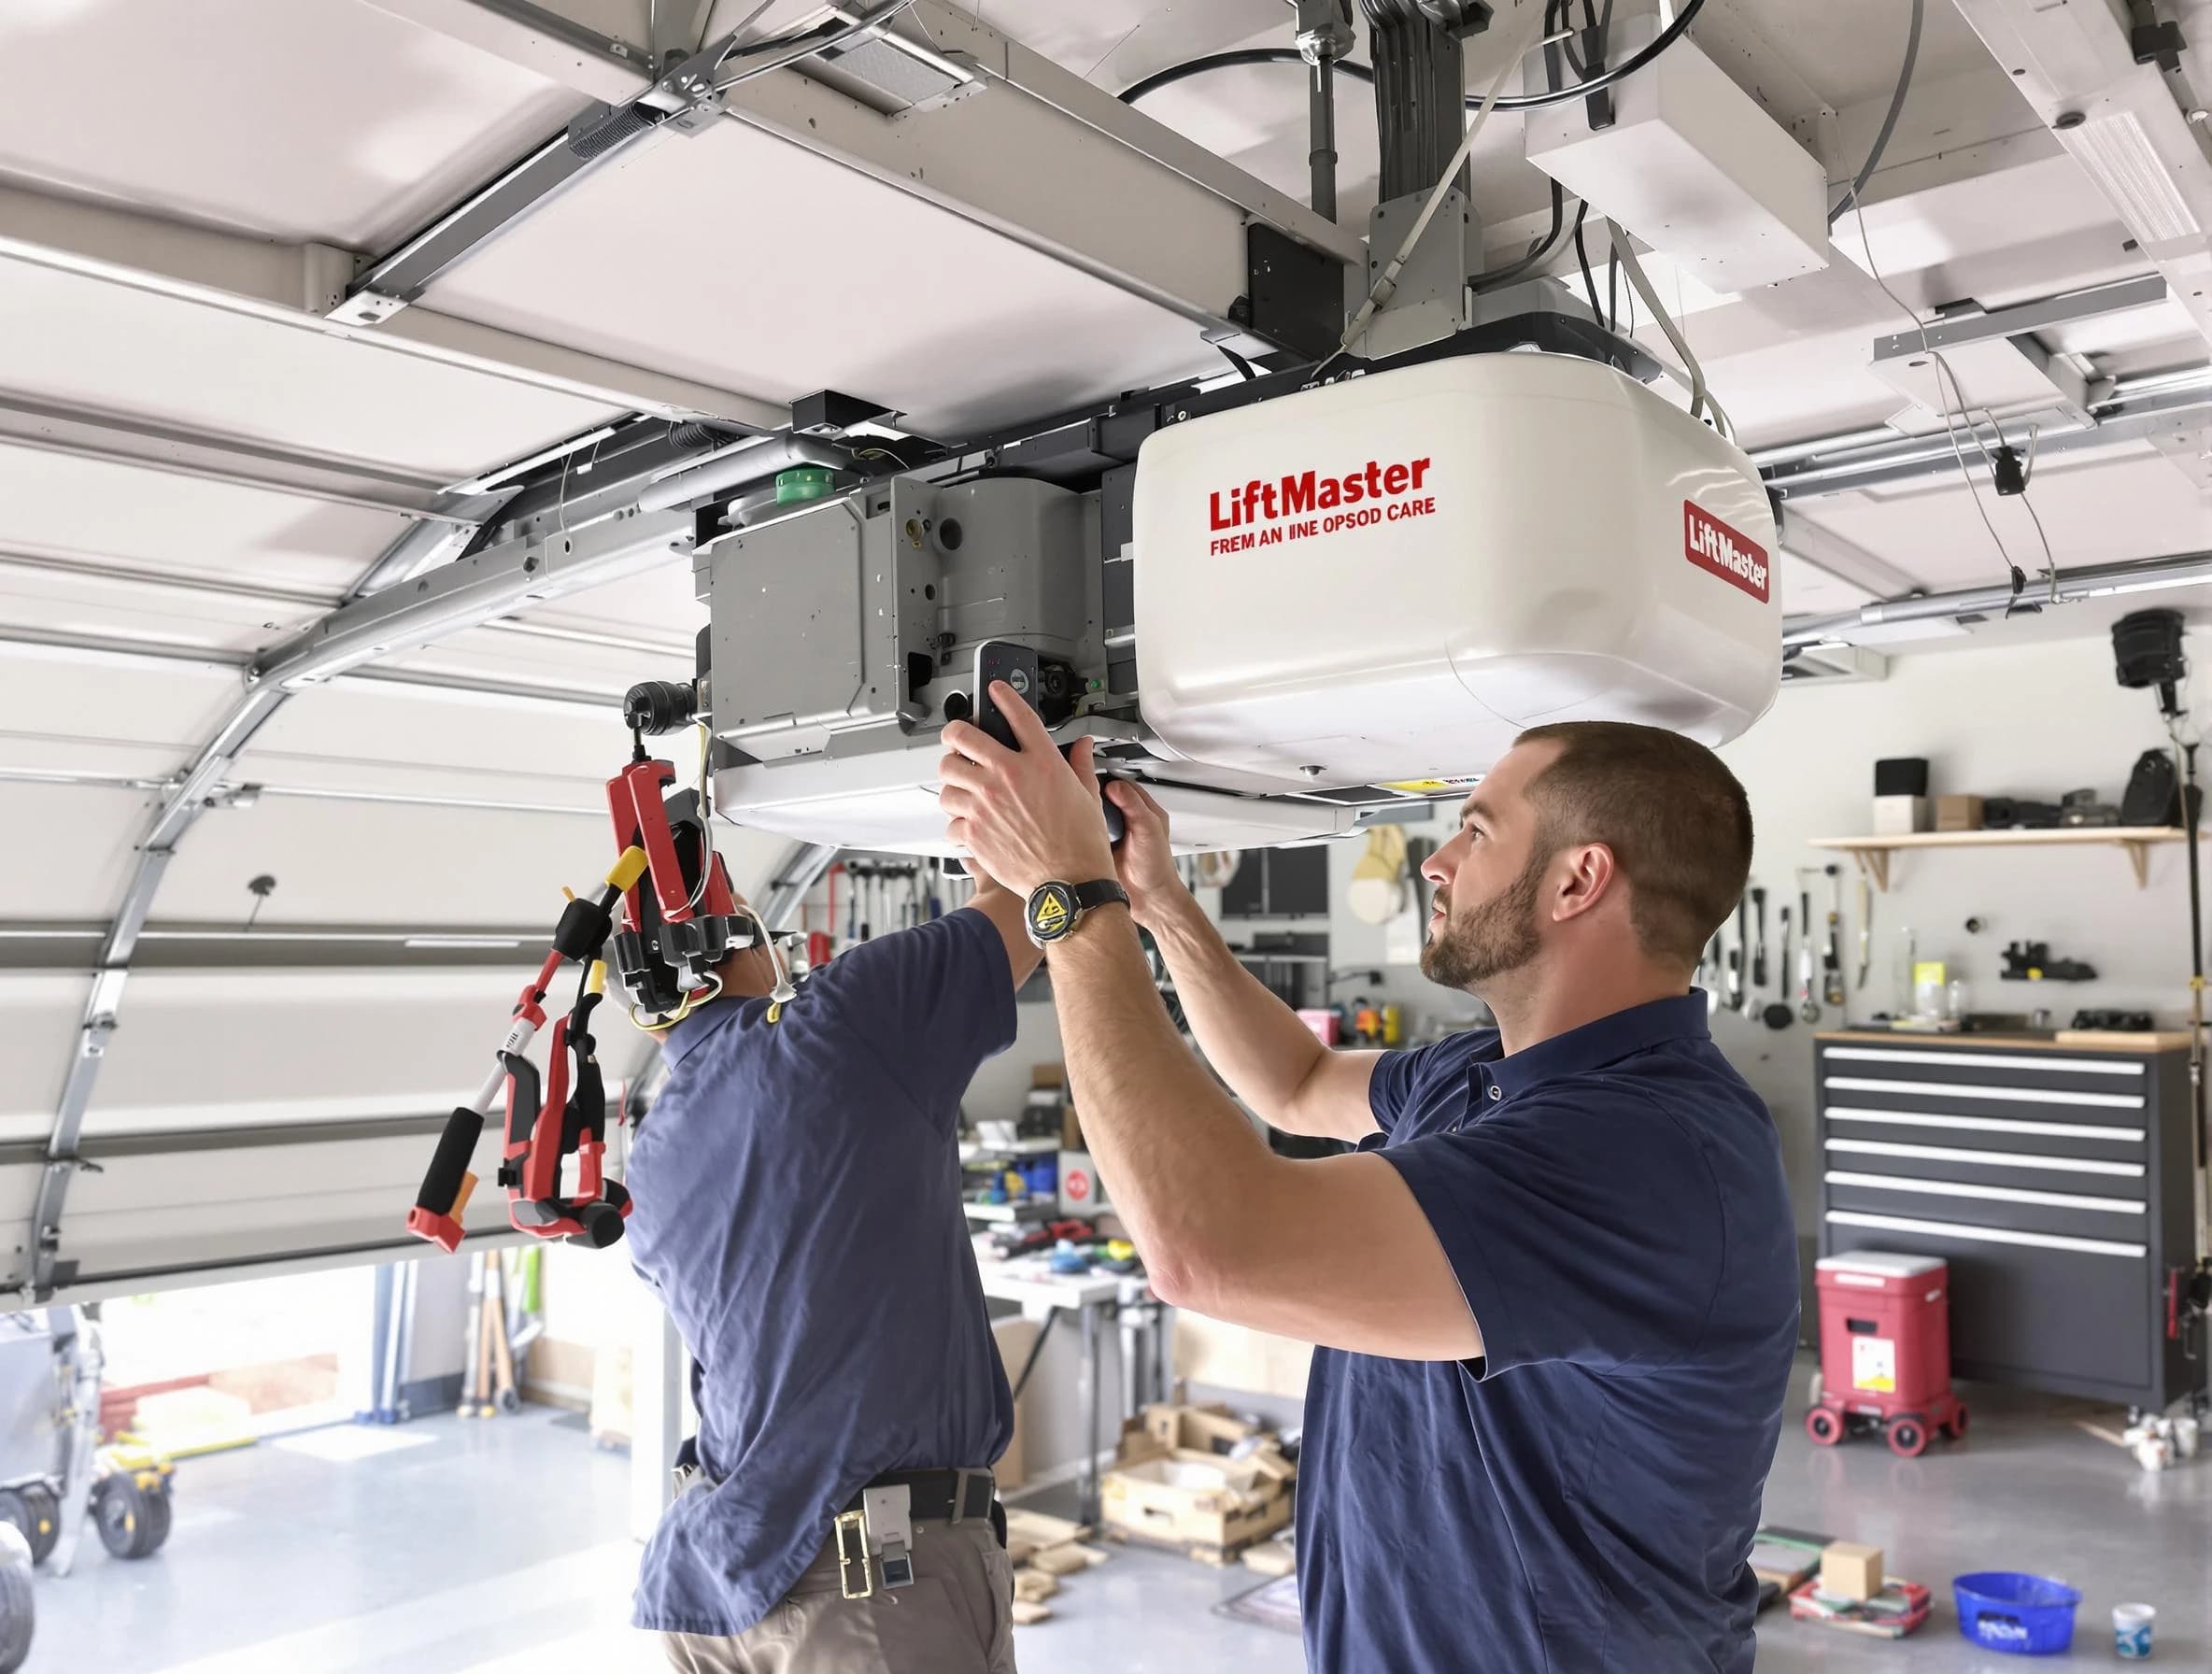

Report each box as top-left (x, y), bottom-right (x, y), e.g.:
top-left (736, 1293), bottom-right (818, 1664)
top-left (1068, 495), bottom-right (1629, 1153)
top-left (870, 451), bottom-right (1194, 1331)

top-left (623, 908), bottom-right (1018, 1636)
top-left (1298, 993), bottom-right (1799, 1674)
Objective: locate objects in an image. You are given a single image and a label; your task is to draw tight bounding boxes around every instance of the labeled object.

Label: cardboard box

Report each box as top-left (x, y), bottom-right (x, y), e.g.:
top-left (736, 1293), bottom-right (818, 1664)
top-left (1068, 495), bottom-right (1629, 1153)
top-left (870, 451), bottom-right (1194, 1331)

top-left (1103, 1404), bottom-right (1297, 1555)
top-left (1820, 1541), bottom-right (1885, 1602)
top-left (1936, 794), bottom-right (1985, 832)
top-left (1141, 1402), bottom-right (1257, 1457)
top-left (989, 1315), bottom-right (1039, 1490)
top-left (1100, 1449), bottom-right (1294, 1554)
top-left (1872, 796), bottom-right (1930, 835)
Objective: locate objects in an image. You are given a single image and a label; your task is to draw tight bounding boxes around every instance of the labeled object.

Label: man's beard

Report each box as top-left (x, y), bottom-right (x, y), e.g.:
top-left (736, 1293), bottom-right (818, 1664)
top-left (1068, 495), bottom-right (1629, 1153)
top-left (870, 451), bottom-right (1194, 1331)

top-left (1421, 850), bottom-right (1548, 990)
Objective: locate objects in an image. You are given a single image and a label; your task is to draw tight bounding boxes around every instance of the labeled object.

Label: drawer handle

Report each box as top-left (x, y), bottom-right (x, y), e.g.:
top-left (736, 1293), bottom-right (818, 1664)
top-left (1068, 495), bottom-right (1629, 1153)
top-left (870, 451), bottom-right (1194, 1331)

top-left (1825, 1077), bottom-right (2143, 1111)
top-left (1825, 1170), bottom-right (2146, 1214)
top-left (1828, 1210), bottom-right (2146, 1258)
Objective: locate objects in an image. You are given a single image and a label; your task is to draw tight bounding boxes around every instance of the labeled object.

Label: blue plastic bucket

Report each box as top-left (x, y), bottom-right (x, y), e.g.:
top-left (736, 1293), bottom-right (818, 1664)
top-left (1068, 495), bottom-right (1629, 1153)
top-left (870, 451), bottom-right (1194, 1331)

top-left (1953, 1572), bottom-right (2082, 1655)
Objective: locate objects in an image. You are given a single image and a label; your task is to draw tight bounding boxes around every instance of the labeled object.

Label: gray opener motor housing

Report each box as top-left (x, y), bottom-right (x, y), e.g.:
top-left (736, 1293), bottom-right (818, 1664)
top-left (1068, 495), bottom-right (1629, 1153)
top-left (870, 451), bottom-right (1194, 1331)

top-left (696, 475), bottom-right (1108, 767)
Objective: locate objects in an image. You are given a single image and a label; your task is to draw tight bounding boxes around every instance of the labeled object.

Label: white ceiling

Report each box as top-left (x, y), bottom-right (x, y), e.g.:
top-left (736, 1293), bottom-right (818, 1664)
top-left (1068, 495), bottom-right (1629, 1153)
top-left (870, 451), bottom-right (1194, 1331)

top-left (0, 0), bottom-right (2207, 1291)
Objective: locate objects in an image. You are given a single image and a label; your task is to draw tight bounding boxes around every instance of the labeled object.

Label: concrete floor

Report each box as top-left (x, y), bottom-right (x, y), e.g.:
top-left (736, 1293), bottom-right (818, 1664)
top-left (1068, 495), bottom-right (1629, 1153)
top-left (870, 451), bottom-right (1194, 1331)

top-left (27, 1366), bottom-right (2208, 1673)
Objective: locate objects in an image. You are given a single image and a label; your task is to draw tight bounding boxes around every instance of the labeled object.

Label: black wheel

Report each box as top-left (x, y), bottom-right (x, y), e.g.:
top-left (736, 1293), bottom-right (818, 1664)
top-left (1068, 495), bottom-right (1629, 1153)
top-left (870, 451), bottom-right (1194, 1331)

top-left (0, 1492), bottom-right (53, 1569)
top-left (137, 1488), bottom-right (172, 1557)
top-left (17, 1487), bottom-right (57, 1567)
top-left (0, 1559), bottom-right (31, 1674)
top-left (92, 1478), bottom-right (165, 1560)
top-left (1887, 1416), bottom-right (1929, 1459)
top-left (1806, 1408), bottom-right (1842, 1446)
top-left (496, 1385), bottom-right (523, 1416)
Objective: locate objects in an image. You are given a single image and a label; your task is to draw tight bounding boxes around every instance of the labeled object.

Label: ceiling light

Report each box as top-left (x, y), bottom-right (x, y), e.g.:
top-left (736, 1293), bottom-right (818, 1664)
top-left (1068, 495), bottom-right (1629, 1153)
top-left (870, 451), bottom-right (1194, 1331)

top-left (2061, 111), bottom-right (2204, 247)
top-left (404, 937), bottom-right (525, 951)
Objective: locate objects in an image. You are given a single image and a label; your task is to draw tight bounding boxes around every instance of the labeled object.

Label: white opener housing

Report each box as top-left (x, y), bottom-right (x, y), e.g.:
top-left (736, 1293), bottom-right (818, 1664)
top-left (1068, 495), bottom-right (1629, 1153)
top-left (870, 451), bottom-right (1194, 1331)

top-left (1130, 353), bottom-right (1781, 788)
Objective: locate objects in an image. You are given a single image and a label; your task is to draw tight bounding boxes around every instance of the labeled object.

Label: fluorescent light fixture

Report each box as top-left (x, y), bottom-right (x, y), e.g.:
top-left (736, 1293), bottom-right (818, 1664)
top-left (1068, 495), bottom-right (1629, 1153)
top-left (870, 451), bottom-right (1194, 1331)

top-left (404, 937), bottom-right (526, 951)
top-left (2064, 573), bottom-right (2212, 601)
top-left (2063, 112), bottom-right (2204, 247)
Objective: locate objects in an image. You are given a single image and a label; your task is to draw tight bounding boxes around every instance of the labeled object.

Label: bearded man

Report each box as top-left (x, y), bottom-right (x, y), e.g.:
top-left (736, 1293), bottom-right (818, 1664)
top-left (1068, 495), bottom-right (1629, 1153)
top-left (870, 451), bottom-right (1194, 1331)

top-left (939, 706), bottom-right (1799, 1674)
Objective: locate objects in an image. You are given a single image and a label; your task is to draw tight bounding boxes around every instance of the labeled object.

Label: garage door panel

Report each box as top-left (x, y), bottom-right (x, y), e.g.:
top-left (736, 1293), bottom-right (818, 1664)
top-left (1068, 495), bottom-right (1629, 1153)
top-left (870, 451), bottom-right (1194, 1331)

top-left (0, 654), bottom-right (249, 770)
top-left (0, 560), bottom-right (326, 657)
top-left (45, 1127), bottom-right (518, 1294)
top-left (383, 623), bottom-right (688, 703)
top-left (0, 972), bottom-right (85, 1141)
top-left (83, 969), bottom-right (554, 1138)
top-left (153, 793), bottom-right (637, 927)
top-left (0, 442), bottom-right (408, 590)
top-left (0, 782), bottom-right (158, 922)
top-left (0, 258), bottom-right (625, 483)
top-left (240, 677), bottom-right (625, 788)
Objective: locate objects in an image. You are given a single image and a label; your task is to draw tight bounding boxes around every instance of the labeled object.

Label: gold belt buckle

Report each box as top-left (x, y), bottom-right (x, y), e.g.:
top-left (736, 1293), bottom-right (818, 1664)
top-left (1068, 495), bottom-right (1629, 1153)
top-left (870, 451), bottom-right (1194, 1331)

top-left (834, 1509), bottom-right (873, 1600)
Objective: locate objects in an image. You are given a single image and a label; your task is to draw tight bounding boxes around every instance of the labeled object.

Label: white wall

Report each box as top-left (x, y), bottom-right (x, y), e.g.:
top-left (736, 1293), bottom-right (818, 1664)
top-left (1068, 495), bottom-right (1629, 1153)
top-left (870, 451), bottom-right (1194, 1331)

top-left (1715, 629), bottom-right (2209, 1241)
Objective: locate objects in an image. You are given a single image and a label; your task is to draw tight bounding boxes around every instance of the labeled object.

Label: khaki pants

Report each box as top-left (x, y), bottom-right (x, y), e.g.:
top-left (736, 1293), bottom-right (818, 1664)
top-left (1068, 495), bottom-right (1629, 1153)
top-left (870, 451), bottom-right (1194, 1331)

top-left (660, 1519), bottom-right (1017, 1674)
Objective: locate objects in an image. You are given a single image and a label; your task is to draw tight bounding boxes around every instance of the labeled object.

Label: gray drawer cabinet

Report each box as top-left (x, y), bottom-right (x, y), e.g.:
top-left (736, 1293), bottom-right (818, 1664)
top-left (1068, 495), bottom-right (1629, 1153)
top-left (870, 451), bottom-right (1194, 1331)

top-left (1813, 1033), bottom-right (2199, 1412)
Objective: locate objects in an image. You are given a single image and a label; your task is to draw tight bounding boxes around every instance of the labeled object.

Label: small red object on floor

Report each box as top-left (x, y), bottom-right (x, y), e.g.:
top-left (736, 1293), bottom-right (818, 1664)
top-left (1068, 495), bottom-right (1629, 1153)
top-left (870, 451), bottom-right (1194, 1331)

top-left (1808, 1252), bottom-right (1965, 1454)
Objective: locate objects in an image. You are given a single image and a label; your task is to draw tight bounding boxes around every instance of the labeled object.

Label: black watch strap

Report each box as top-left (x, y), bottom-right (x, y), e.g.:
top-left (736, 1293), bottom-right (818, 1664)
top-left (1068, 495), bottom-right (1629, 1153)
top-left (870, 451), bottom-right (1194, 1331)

top-left (1026, 879), bottom-right (1130, 946)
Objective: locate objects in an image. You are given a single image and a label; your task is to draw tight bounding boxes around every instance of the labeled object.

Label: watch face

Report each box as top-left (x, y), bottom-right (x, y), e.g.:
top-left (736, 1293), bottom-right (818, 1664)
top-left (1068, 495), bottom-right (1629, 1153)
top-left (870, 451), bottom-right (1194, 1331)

top-left (1027, 883), bottom-right (1079, 943)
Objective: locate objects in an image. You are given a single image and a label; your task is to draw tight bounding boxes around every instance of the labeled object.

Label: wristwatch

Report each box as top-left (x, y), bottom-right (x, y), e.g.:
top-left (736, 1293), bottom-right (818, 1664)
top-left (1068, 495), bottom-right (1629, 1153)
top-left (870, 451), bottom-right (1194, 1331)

top-left (1024, 880), bottom-right (1130, 947)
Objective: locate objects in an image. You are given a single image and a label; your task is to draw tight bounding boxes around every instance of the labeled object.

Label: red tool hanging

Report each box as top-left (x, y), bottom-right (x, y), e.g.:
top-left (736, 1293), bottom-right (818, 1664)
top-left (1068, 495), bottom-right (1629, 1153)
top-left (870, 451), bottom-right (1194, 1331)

top-left (407, 684), bottom-right (760, 1254)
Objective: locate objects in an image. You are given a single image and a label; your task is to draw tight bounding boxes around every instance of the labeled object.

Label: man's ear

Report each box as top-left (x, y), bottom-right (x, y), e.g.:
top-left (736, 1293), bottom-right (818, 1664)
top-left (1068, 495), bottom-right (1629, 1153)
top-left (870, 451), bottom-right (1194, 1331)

top-left (1551, 843), bottom-right (1619, 925)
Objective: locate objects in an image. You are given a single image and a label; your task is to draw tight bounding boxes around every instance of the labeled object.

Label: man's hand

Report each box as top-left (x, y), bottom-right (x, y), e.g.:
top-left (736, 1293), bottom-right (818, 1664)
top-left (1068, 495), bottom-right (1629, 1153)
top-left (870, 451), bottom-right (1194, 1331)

top-left (1103, 780), bottom-right (1189, 929)
top-left (941, 683), bottom-right (1117, 898)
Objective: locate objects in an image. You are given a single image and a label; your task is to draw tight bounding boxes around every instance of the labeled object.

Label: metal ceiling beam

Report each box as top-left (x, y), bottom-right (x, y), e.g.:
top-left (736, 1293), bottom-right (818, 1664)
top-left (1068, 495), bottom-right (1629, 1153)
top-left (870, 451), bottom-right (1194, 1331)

top-left (0, 181), bottom-right (786, 433)
top-left (1756, 364), bottom-right (2212, 501)
top-left (1784, 548), bottom-right (2212, 648)
top-left (248, 504), bottom-right (694, 690)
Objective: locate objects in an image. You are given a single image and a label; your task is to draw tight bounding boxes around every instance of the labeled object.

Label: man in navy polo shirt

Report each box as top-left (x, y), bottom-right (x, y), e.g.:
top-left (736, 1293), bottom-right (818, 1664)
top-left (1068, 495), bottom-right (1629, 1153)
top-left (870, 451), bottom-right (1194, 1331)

top-left (941, 702), bottom-right (1798, 1674)
top-left (624, 873), bottom-right (1040, 1673)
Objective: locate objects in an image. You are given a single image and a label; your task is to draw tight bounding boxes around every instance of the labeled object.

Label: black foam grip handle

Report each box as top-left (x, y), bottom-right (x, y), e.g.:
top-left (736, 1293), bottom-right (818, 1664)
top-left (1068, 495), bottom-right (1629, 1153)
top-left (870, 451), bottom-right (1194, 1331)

top-left (551, 896), bottom-right (614, 963)
top-left (416, 1107), bottom-right (484, 1213)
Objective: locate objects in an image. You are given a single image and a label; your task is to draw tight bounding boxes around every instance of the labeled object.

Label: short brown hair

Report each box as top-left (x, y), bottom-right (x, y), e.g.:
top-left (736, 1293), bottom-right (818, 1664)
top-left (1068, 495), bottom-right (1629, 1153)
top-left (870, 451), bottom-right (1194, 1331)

top-left (1513, 721), bottom-right (1753, 967)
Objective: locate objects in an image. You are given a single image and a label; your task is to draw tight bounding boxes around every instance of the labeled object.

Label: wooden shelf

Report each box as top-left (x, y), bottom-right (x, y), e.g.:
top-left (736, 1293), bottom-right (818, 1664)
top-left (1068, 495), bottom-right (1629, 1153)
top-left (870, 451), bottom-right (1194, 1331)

top-left (1807, 827), bottom-right (2195, 892)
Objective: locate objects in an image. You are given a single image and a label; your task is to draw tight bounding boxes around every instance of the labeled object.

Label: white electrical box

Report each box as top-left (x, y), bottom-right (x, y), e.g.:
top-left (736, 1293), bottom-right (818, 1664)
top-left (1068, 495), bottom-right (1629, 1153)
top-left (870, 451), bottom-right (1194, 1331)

top-left (1130, 353), bottom-right (1781, 786)
top-left (1524, 13), bottom-right (1830, 293)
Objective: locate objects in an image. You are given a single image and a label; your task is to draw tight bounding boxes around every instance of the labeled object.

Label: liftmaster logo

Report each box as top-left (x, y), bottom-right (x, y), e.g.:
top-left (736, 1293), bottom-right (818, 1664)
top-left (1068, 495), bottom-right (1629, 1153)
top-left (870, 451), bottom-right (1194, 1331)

top-left (1208, 457), bottom-right (1439, 552)
top-left (1684, 504), bottom-right (1769, 603)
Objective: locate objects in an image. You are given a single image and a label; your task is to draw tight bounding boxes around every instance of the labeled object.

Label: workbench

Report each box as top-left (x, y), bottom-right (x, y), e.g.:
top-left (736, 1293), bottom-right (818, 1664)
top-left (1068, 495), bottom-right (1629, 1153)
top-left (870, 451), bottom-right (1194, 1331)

top-left (1814, 1029), bottom-right (2203, 1413)
top-left (976, 1257), bottom-right (1168, 1524)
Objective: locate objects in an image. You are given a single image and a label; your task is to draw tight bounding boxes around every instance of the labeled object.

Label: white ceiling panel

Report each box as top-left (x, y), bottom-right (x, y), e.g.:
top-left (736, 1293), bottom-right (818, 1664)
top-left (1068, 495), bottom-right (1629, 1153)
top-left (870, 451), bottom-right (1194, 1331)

top-left (419, 119), bottom-right (1224, 438)
top-left (0, 440), bottom-right (404, 590)
top-left (0, 255), bottom-right (626, 481)
top-left (0, 0), bottom-right (588, 250)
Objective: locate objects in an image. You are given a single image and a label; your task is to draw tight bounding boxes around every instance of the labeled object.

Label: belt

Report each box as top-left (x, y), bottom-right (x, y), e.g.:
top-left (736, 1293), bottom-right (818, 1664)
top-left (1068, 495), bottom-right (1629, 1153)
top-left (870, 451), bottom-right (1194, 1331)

top-left (671, 1447), bottom-right (997, 1527)
top-left (842, 1468), bottom-right (997, 1525)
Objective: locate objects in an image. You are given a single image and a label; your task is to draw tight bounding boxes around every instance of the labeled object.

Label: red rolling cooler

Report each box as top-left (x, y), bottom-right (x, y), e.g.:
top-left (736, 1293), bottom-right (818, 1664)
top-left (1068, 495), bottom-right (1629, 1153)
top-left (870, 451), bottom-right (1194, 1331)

top-left (1808, 1252), bottom-right (1966, 1458)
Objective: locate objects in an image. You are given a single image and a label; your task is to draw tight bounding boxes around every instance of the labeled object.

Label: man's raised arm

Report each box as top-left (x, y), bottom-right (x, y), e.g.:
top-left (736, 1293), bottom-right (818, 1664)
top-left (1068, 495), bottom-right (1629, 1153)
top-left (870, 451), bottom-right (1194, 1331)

top-left (1107, 783), bottom-right (1381, 1143)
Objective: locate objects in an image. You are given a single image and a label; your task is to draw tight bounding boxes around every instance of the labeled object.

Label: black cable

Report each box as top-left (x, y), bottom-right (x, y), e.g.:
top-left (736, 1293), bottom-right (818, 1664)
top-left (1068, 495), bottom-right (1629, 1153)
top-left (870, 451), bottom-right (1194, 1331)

top-left (1474, 178), bottom-right (1566, 291)
top-left (1573, 203), bottom-right (1603, 323)
top-left (1118, 0), bottom-right (1705, 114)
